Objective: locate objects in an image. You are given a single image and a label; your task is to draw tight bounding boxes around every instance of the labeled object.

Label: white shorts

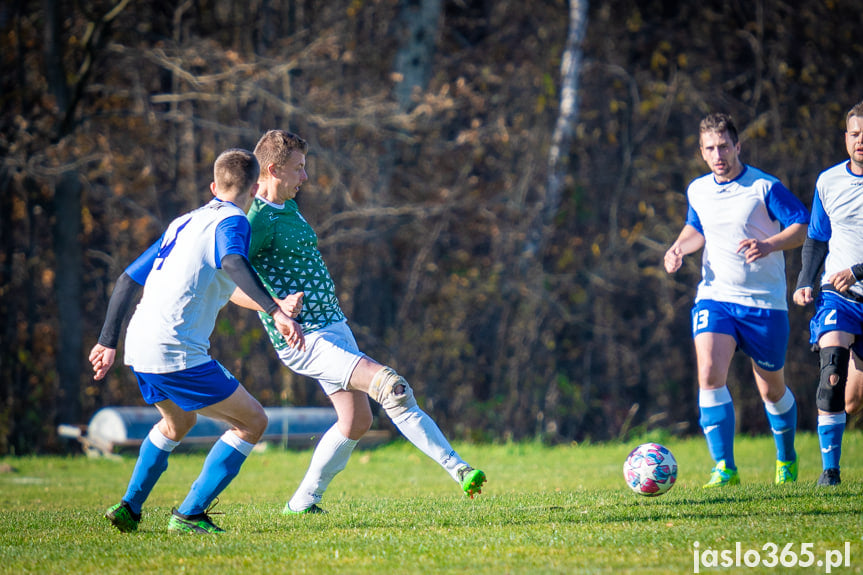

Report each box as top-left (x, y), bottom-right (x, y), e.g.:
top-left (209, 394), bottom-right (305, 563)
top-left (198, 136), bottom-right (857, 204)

top-left (276, 320), bottom-right (365, 396)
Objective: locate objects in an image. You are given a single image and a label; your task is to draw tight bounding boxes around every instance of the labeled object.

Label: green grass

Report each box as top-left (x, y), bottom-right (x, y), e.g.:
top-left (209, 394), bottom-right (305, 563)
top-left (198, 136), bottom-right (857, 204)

top-left (1, 432), bottom-right (862, 574)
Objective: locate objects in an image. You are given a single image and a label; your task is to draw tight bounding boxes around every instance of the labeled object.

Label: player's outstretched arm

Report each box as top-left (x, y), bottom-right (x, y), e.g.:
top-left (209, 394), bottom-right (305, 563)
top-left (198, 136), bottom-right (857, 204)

top-left (231, 288), bottom-right (303, 318)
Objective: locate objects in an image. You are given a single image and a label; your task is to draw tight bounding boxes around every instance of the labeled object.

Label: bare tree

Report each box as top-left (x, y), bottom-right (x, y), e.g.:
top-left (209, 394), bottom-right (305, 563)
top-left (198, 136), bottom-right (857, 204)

top-left (42, 0), bottom-right (131, 432)
top-left (523, 0), bottom-right (588, 261)
top-left (393, 0), bottom-right (443, 112)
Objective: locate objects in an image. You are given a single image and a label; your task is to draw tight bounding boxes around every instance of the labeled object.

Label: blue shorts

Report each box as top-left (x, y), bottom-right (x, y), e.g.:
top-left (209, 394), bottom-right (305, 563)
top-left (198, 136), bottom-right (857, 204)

top-left (691, 300), bottom-right (788, 371)
top-left (809, 291), bottom-right (863, 357)
top-left (133, 360), bottom-right (240, 411)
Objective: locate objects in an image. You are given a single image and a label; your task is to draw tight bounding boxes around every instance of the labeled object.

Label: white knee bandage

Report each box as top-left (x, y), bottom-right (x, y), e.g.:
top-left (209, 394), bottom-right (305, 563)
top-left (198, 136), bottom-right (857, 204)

top-left (369, 366), bottom-right (417, 419)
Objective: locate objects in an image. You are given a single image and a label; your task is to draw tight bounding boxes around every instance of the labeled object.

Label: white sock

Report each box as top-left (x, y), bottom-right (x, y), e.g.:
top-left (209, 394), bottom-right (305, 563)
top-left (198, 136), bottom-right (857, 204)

top-left (763, 387), bottom-right (795, 415)
top-left (148, 425), bottom-right (180, 451)
top-left (220, 429), bottom-right (255, 456)
top-left (390, 405), bottom-right (466, 481)
top-left (288, 425), bottom-right (357, 511)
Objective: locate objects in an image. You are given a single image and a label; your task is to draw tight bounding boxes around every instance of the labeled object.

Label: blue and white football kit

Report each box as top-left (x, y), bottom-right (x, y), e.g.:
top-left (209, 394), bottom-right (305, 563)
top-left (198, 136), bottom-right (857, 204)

top-left (686, 165), bottom-right (809, 471)
top-left (806, 161), bottom-right (863, 352)
top-left (125, 198), bottom-right (250, 375)
top-left (106, 198), bottom-right (262, 518)
top-left (800, 161), bottom-right (863, 473)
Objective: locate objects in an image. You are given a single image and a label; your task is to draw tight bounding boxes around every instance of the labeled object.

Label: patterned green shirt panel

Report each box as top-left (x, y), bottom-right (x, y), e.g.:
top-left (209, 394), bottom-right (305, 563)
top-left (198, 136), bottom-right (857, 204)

top-left (247, 201), bottom-right (277, 295)
top-left (247, 198), bottom-right (345, 350)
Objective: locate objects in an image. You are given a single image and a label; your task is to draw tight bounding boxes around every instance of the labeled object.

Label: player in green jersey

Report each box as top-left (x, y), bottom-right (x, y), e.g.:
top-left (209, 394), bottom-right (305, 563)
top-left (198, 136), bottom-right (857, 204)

top-left (232, 130), bottom-right (485, 513)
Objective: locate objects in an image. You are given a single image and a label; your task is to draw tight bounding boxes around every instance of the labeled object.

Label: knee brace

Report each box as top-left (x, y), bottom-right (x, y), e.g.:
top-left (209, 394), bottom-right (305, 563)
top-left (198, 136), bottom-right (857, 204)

top-left (817, 346), bottom-right (850, 413)
top-left (368, 366), bottom-right (418, 419)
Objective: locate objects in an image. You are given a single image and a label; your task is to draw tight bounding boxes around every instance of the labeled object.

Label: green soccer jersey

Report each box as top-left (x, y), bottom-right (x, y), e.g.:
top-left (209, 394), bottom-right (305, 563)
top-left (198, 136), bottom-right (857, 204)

top-left (247, 197), bottom-right (345, 349)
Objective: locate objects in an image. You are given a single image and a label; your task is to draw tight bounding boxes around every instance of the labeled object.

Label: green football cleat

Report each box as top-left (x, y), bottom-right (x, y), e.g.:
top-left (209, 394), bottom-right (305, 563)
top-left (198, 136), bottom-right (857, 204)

top-left (282, 503), bottom-right (327, 515)
top-left (167, 507), bottom-right (225, 534)
top-left (702, 460), bottom-right (740, 488)
top-left (457, 466), bottom-right (487, 499)
top-left (105, 501), bottom-right (141, 533)
top-left (775, 457), bottom-right (798, 485)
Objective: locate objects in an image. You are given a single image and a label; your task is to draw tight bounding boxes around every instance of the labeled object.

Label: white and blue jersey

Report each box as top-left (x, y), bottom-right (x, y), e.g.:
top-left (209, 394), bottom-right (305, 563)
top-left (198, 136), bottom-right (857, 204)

top-left (808, 160), bottom-right (863, 301)
top-left (123, 198), bottom-right (251, 374)
top-left (686, 165), bottom-right (810, 311)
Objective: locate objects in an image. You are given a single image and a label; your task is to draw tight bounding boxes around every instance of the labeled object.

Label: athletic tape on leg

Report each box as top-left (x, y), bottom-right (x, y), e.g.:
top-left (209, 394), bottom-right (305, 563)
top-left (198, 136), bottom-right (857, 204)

top-left (369, 366), bottom-right (417, 419)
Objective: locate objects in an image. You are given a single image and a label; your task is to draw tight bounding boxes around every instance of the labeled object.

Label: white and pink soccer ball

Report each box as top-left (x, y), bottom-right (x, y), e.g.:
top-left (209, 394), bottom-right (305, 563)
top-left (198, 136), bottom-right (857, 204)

top-left (623, 442), bottom-right (678, 496)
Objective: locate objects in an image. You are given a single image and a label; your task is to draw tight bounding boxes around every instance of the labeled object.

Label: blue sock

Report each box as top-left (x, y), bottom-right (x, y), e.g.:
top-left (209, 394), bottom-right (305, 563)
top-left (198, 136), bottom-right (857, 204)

top-left (699, 387), bottom-right (736, 470)
top-left (764, 387), bottom-right (797, 463)
top-left (123, 426), bottom-right (179, 515)
top-left (817, 413), bottom-right (846, 471)
top-left (177, 432), bottom-right (252, 516)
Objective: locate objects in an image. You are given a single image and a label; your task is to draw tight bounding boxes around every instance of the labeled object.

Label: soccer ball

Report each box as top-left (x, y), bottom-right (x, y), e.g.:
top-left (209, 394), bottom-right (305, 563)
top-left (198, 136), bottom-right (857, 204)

top-left (623, 442), bottom-right (678, 496)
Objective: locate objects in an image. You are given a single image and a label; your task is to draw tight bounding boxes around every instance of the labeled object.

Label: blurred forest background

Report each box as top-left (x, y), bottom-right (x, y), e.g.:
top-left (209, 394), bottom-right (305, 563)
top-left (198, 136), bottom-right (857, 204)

top-left (2, 0), bottom-right (862, 454)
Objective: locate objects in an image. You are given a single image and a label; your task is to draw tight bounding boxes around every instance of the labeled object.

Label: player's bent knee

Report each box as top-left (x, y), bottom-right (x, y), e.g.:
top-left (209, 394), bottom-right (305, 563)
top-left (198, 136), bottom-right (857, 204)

top-left (369, 366), bottom-right (418, 420)
top-left (337, 411), bottom-right (372, 439)
top-left (238, 407), bottom-right (268, 443)
top-left (817, 346), bottom-right (850, 413)
top-left (160, 414), bottom-right (197, 441)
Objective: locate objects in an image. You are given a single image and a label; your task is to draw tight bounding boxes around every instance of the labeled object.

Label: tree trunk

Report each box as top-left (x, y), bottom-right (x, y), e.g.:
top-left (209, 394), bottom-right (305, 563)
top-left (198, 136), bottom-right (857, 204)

top-left (353, 0), bottom-right (444, 336)
top-left (43, 0), bottom-right (83, 432)
top-left (42, 0), bottom-right (131, 434)
top-left (393, 0), bottom-right (443, 111)
top-left (503, 0), bottom-right (588, 439)
top-left (522, 0), bottom-right (588, 261)
top-left (53, 170), bottom-right (83, 428)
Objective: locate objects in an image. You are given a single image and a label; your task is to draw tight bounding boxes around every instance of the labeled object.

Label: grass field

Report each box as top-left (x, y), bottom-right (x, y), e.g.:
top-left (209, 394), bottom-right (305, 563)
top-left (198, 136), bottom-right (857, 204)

top-left (1, 432), bottom-right (862, 574)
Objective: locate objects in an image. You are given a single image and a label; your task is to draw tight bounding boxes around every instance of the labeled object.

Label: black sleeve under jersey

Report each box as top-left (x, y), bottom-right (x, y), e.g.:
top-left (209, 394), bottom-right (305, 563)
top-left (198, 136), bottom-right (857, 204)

top-left (795, 237), bottom-right (829, 291)
top-left (97, 272), bottom-right (143, 348)
top-left (221, 253), bottom-right (279, 316)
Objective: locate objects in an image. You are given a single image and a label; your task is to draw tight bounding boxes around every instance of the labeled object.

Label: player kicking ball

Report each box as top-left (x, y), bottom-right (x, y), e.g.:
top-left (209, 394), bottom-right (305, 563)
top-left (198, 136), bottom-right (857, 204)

top-left (228, 130), bottom-right (486, 514)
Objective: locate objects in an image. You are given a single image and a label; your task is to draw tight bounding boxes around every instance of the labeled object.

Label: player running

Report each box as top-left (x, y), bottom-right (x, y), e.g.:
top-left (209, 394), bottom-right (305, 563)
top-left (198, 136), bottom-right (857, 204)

top-left (90, 149), bottom-right (303, 533)
top-left (793, 99), bottom-right (863, 486)
top-left (664, 113), bottom-right (809, 488)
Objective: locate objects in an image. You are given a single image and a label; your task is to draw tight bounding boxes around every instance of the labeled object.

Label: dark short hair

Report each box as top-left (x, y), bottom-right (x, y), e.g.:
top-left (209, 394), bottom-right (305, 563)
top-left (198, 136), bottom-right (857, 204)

top-left (699, 113), bottom-right (738, 145)
top-left (254, 130), bottom-right (309, 176)
top-left (214, 148), bottom-right (260, 192)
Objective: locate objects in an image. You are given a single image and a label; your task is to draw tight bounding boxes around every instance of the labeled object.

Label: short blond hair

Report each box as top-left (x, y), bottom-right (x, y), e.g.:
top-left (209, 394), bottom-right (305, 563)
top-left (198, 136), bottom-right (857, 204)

top-left (253, 130), bottom-right (308, 177)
